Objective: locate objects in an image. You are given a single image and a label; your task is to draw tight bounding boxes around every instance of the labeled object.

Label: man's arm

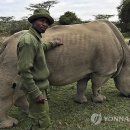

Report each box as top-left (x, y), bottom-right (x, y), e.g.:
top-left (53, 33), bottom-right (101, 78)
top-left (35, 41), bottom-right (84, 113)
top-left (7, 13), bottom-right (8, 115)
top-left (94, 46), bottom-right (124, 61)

top-left (17, 43), bottom-right (43, 100)
top-left (42, 38), bottom-right (63, 51)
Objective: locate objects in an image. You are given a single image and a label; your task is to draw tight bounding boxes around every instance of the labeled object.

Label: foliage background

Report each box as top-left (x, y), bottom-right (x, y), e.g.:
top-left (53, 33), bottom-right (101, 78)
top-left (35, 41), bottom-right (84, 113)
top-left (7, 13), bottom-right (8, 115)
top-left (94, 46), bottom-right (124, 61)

top-left (1, 0), bottom-right (130, 36)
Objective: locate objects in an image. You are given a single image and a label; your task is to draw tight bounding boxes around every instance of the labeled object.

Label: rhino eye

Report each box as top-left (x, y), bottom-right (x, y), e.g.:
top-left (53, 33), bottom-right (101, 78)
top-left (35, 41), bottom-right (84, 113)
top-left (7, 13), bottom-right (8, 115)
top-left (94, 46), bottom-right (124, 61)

top-left (12, 83), bottom-right (16, 90)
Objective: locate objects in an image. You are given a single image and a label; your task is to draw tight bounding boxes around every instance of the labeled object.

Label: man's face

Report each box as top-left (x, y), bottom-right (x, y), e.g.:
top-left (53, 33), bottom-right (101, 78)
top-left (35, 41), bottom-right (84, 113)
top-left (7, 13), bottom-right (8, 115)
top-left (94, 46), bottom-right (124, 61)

top-left (32, 18), bottom-right (50, 33)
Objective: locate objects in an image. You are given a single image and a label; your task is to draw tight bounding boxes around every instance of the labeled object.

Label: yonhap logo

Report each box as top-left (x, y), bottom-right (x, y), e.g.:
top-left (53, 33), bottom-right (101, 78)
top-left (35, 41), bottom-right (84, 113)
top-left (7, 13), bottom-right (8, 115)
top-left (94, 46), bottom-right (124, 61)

top-left (91, 113), bottom-right (130, 125)
top-left (91, 113), bottom-right (102, 125)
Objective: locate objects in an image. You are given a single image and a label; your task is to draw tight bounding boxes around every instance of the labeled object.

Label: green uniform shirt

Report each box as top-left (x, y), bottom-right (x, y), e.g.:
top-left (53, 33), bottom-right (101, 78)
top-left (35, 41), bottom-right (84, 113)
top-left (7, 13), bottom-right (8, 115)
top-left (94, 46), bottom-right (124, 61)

top-left (17, 26), bottom-right (58, 99)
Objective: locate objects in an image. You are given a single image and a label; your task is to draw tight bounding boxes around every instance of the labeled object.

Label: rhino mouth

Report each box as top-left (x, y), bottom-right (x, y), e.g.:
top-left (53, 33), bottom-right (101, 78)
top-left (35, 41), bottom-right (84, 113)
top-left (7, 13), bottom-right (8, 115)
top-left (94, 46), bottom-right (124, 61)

top-left (119, 92), bottom-right (130, 97)
top-left (119, 90), bottom-right (130, 97)
top-left (123, 93), bottom-right (130, 98)
top-left (115, 85), bottom-right (130, 97)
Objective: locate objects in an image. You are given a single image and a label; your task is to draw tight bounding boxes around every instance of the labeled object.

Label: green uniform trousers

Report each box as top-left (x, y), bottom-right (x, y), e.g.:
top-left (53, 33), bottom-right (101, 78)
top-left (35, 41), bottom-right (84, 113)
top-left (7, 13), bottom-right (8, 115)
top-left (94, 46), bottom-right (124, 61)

top-left (27, 91), bottom-right (50, 130)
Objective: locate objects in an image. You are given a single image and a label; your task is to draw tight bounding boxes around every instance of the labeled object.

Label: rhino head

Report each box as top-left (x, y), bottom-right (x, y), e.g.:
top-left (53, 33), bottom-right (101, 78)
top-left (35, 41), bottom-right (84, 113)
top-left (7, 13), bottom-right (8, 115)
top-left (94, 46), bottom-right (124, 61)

top-left (114, 45), bottom-right (130, 97)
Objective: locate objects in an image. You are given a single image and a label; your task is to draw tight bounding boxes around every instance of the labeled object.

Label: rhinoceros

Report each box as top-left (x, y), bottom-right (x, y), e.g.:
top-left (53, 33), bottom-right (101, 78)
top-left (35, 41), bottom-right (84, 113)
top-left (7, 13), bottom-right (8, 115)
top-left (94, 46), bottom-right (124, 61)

top-left (0, 20), bottom-right (130, 128)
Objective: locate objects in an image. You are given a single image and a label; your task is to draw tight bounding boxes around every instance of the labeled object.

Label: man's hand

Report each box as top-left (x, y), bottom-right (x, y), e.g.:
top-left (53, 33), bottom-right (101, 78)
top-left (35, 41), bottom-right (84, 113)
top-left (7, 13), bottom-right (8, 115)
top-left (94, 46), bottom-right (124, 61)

top-left (53, 38), bottom-right (63, 46)
top-left (35, 95), bottom-right (47, 104)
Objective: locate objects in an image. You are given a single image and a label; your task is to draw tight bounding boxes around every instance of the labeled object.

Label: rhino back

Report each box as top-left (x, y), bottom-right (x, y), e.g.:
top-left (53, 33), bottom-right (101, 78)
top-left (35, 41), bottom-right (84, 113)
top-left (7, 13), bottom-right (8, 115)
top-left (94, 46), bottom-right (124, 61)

top-left (43, 21), bottom-right (123, 85)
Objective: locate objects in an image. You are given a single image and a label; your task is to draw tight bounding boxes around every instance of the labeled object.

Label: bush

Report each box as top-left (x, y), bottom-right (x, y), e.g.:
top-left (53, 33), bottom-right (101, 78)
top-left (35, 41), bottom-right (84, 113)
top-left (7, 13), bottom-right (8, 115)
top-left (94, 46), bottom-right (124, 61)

top-left (59, 11), bottom-right (81, 25)
top-left (122, 31), bottom-right (130, 38)
top-left (0, 20), bottom-right (30, 36)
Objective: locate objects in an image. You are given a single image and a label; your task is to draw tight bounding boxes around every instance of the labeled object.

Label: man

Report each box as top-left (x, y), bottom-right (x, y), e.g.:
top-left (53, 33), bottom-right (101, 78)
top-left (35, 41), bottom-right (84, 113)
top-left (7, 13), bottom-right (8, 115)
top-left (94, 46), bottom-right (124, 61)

top-left (17, 8), bottom-right (63, 130)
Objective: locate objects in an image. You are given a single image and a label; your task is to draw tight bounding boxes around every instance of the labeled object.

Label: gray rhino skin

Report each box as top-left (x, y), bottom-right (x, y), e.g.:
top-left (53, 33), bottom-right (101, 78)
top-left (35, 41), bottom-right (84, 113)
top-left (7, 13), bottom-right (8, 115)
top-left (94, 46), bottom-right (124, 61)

top-left (0, 20), bottom-right (130, 128)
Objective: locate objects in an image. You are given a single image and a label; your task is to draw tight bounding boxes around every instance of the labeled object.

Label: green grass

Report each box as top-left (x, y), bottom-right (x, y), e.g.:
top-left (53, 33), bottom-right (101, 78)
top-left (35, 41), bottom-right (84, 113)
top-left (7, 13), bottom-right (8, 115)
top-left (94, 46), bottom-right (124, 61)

top-left (1, 79), bottom-right (130, 130)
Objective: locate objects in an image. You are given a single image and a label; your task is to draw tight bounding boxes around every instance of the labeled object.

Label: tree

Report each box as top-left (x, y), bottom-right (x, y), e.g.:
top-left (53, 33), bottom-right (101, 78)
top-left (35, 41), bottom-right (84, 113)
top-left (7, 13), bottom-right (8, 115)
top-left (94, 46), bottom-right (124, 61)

top-left (59, 11), bottom-right (81, 25)
top-left (26, 0), bottom-right (58, 11)
top-left (0, 16), bottom-right (15, 35)
top-left (117, 0), bottom-right (130, 32)
top-left (9, 20), bottom-right (30, 35)
top-left (118, 0), bottom-right (130, 23)
top-left (0, 16), bottom-right (14, 23)
top-left (93, 14), bottom-right (114, 20)
top-left (0, 16), bottom-right (30, 35)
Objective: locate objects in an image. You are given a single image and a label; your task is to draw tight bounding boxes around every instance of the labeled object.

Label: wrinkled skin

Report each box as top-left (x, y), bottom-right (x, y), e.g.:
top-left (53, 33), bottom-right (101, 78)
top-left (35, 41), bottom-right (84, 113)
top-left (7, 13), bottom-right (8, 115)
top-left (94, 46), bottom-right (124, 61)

top-left (0, 20), bottom-right (130, 128)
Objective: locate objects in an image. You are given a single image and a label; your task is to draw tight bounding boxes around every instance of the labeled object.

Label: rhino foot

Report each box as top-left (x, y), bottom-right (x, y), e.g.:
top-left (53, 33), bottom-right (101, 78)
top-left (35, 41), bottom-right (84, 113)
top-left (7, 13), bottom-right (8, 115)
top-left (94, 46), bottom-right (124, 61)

top-left (92, 95), bottom-right (106, 103)
top-left (74, 95), bottom-right (87, 104)
top-left (0, 116), bottom-right (18, 129)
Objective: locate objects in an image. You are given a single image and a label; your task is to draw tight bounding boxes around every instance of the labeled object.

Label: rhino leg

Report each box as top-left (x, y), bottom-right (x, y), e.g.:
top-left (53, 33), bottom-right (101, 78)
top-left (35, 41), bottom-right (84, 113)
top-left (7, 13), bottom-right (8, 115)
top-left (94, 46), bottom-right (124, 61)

top-left (91, 75), bottom-right (109, 103)
top-left (0, 97), bottom-right (18, 129)
top-left (74, 77), bottom-right (89, 103)
top-left (14, 95), bottom-right (29, 114)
